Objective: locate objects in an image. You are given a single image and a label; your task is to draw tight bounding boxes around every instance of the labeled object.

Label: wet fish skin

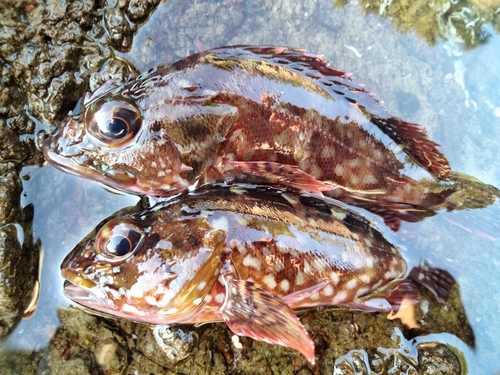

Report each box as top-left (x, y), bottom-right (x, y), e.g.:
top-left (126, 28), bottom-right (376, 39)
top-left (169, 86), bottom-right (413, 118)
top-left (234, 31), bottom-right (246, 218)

top-left (61, 184), bottom-right (453, 363)
top-left (43, 45), bottom-right (452, 226)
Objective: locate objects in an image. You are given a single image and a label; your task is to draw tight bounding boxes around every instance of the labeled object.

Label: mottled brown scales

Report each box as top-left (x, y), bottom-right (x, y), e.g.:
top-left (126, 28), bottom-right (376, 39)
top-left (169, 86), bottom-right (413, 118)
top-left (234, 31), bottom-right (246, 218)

top-left (44, 45), bottom-right (456, 227)
top-left (62, 185), bottom-right (454, 364)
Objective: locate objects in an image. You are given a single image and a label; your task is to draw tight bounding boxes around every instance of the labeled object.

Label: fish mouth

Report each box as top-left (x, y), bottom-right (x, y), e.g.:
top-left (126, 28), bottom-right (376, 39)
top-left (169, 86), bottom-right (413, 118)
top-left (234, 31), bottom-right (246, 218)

top-left (62, 270), bottom-right (109, 307)
top-left (63, 279), bottom-right (100, 305)
top-left (63, 280), bottom-right (126, 321)
top-left (43, 137), bottom-right (139, 192)
top-left (62, 272), bottom-right (125, 318)
top-left (42, 127), bottom-right (95, 179)
top-left (43, 145), bottom-right (90, 178)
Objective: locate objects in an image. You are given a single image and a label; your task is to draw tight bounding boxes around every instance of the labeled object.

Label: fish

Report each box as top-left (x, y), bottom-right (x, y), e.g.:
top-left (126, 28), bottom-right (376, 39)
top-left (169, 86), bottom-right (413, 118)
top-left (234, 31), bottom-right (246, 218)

top-left (43, 45), bottom-right (456, 228)
top-left (61, 184), bottom-right (454, 363)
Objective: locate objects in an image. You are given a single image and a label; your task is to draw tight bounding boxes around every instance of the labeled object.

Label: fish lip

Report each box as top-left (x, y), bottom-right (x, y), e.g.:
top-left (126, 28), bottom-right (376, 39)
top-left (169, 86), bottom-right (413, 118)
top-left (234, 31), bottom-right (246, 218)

top-left (63, 280), bottom-right (123, 320)
top-left (63, 280), bottom-right (94, 303)
top-left (61, 269), bottom-right (104, 306)
top-left (62, 276), bottom-right (115, 310)
top-left (43, 139), bottom-right (139, 192)
top-left (42, 135), bottom-right (92, 179)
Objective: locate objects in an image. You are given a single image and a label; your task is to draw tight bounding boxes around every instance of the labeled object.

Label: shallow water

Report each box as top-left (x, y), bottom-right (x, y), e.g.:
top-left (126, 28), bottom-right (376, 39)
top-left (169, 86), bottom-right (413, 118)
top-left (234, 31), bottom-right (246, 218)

top-left (2, 0), bottom-right (500, 373)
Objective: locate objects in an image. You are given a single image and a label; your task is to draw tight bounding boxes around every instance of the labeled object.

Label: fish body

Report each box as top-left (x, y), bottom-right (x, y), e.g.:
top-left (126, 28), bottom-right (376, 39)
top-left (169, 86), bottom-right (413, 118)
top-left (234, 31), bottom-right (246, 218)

top-left (62, 185), bottom-right (453, 363)
top-left (44, 46), bottom-right (452, 226)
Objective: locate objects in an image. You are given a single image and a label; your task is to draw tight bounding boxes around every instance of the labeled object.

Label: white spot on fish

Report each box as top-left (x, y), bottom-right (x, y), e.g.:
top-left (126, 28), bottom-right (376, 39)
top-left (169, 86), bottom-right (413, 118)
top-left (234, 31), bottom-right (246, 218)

top-left (365, 257), bottom-right (374, 269)
top-left (279, 279), bottom-right (290, 292)
top-left (197, 281), bottom-right (207, 290)
top-left (310, 293), bottom-right (320, 301)
top-left (384, 269), bottom-right (400, 280)
top-left (215, 293), bottom-right (225, 304)
top-left (303, 261), bottom-right (311, 274)
top-left (346, 279), bottom-right (358, 290)
top-left (330, 272), bottom-right (340, 284)
top-left (313, 258), bottom-right (326, 272)
top-left (123, 304), bottom-right (145, 315)
top-left (334, 165), bottom-right (344, 176)
top-left (356, 287), bottom-right (369, 297)
top-left (348, 158), bottom-right (360, 168)
top-left (363, 174), bottom-right (377, 185)
top-left (263, 274), bottom-right (277, 289)
top-left (193, 297), bottom-right (203, 305)
top-left (332, 290), bottom-right (348, 304)
top-left (243, 254), bottom-right (261, 270)
top-left (295, 271), bottom-right (306, 286)
top-left (360, 274), bottom-right (371, 284)
top-left (323, 284), bottom-right (334, 297)
top-left (164, 307), bottom-right (179, 315)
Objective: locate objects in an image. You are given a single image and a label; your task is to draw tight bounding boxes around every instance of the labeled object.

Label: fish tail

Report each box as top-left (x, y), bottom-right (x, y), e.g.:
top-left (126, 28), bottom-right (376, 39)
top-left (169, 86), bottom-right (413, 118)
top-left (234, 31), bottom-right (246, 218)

top-left (433, 171), bottom-right (500, 240)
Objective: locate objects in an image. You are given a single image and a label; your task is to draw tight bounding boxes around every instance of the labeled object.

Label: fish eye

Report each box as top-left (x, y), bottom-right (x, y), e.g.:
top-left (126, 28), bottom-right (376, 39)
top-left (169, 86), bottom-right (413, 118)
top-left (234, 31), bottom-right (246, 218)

top-left (95, 219), bottom-right (144, 260)
top-left (87, 100), bottom-right (141, 146)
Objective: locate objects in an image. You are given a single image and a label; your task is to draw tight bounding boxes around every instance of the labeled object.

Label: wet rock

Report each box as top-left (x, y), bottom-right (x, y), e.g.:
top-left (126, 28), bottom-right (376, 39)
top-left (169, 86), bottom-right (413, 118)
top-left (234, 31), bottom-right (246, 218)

top-left (39, 304), bottom-right (468, 374)
top-left (0, 223), bottom-right (38, 338)
top-left (362, 0), bottom-right (495, 49)
top-left (0, 350), bottom-right (42, 375)
top-left (333, 339), bottom-right (461, 374)
top-left (418, 344), bottom-right (462, 375)
top-left (0, 172), bottom-right (22, 224)
top-left (127, 0), bottom-right (158, 21)
top-left (103, 8), bottom-right (134, 52)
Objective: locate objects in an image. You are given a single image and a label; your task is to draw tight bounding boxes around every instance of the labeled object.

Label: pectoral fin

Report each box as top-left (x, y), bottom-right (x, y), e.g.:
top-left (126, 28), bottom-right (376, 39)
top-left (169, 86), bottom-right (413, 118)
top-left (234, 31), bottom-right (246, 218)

top-left (220, 274), bottom-right (315, 364)
top-left (225, 160), bottom-right (337, 194)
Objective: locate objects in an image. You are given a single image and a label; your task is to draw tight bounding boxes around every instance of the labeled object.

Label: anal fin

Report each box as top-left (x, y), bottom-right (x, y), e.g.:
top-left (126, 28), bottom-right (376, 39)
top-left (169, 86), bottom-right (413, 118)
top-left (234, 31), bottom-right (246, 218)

top-left (220, 274), bottom-right (315, 364)
top-left (385, 279), bottom-right (420, 311)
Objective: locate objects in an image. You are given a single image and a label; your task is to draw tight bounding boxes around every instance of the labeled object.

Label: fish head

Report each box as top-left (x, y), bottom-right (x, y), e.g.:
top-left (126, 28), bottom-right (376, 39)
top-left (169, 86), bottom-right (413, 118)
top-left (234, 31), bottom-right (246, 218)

top-left (43, 80), bottom-right (194, 196)
top-left (61, 212), bottom-right (226, 324)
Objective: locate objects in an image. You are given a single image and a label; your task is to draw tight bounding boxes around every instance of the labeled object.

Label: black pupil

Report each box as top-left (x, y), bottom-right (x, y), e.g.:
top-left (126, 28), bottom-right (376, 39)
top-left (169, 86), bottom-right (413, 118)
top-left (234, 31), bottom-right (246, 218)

top-left (105, 229), bottom-right (142, 257)
top-left (106, 235), bottom-right (132, 256)
top-left (102, 117), bottom-right (128, 139)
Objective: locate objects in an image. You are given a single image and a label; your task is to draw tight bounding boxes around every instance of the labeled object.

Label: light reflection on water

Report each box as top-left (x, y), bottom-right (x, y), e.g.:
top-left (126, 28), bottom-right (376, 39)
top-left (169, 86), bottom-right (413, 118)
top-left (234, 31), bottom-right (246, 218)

top-left (0, 166), bottom-right (139, 351)
top-left (2, 0), bottom-right (500, 373)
